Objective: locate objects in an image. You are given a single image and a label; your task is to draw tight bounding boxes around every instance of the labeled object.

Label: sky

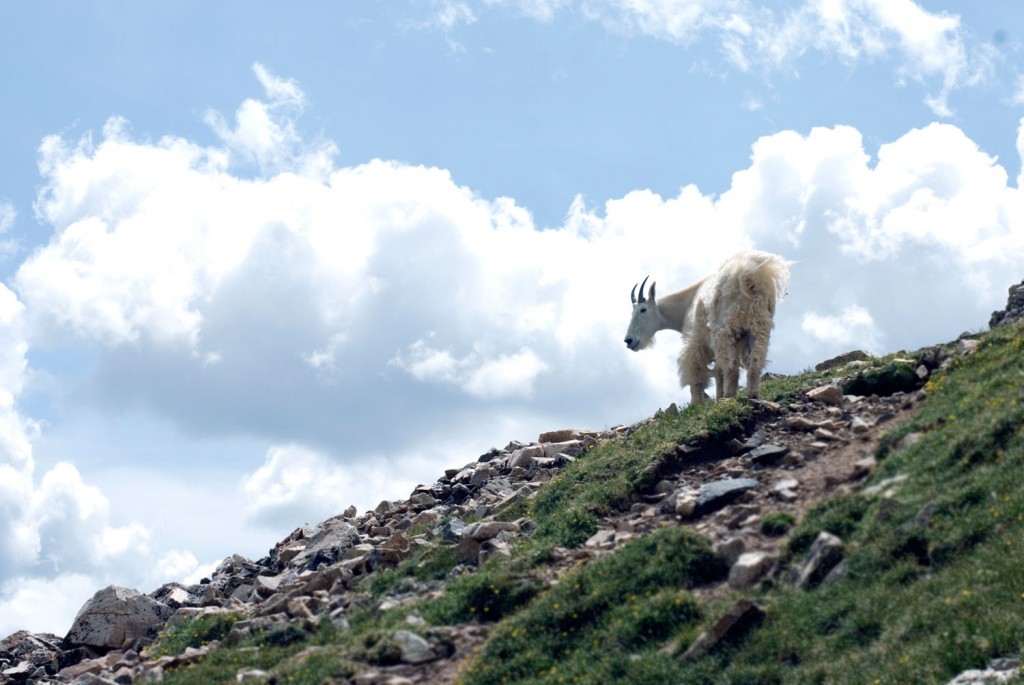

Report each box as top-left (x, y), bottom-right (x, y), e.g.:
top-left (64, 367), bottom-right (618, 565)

top-left (1, 0), bottom-right (1024, 638)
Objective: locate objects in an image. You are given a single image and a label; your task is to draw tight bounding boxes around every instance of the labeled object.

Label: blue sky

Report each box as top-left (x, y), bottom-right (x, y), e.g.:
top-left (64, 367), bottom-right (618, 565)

top-left (2, 0), bottom-right (1024, 637)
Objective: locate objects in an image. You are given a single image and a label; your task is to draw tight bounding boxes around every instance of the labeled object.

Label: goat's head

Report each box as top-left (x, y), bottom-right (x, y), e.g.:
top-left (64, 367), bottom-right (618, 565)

top-left (624, 276), bottom-right (657, 351)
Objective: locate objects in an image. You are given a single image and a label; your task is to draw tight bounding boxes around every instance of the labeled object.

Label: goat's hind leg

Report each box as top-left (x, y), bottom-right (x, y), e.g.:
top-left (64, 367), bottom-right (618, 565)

top-left (710, 328), bottom-right (741, 399)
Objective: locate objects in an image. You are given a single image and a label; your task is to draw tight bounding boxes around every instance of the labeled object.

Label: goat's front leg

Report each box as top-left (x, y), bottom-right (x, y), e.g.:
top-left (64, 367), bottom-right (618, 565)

top-left (680, 347), bottom-right (712, 404)
top-left (745, 328), bottom-right (772, 399)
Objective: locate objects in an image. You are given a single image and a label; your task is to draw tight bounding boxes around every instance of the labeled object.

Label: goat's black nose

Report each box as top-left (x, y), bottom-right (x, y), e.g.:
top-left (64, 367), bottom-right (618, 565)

top-left (624, 337), bottom-right (633, 347)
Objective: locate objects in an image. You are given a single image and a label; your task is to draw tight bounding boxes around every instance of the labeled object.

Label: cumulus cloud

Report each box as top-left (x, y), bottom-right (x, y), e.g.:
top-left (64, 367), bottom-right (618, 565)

top-left (17, 68), bottom-right (1024, 455)
top-left (0, 284), bottom-right (194, 638)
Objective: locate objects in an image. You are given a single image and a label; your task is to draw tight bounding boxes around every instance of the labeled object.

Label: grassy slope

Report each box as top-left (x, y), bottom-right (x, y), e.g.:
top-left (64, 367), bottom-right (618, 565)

top-left (151, 322), bottom-right (1024, 685)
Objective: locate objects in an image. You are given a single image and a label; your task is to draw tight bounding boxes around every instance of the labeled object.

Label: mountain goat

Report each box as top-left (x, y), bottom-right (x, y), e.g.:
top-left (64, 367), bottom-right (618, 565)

top-left (624, 250), bottom-right (790, 403)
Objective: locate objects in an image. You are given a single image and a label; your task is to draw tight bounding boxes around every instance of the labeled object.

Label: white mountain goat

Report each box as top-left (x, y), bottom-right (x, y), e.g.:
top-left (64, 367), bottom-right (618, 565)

top-left (624, 250), bottom-right (790, 404)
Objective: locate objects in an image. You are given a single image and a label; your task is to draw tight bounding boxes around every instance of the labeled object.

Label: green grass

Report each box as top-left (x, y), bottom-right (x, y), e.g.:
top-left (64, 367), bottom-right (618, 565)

top-left (369, 542), bottom-right (464, 597)
top-left (760, 511), bottom-right (796, 537)
top-left (148, 611), bottom-right (245, 657)
top-left (151, 618), bottom-right (356, 685)
top-left (457, 527), bottom-right (726, 685)
top-left (531, 398), bottom-right (754, 547)
top-left (421, 551), bottom-right (544, 625)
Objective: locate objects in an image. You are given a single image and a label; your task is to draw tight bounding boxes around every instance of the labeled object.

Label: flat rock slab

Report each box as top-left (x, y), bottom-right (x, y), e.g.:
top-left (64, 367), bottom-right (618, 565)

top-left (681, 599), bottom-right (766, 660)
top-left (695, 478), bottom-right (759, 517)
top-left (747, 444), bottom-right (790, 465)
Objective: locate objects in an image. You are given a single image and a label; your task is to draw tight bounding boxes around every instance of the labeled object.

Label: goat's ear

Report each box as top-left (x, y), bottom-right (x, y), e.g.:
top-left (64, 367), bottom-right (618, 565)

top-left (649, 281), bottom-right (656, 302)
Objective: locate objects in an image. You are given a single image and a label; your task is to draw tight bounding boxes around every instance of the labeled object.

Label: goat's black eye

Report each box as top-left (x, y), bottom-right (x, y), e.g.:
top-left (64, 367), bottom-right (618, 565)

top-left (640, 307), bottom-right (647, 313)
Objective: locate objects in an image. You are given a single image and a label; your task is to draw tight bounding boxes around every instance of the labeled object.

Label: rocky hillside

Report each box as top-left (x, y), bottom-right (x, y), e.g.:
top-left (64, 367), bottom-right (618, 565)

top-left (4, 282), bottom-right (1024, 685)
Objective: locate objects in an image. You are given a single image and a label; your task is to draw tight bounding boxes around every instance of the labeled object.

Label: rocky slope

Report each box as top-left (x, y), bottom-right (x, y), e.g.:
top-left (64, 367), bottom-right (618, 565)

top-left (4, 285), bottom-right (1024, 685)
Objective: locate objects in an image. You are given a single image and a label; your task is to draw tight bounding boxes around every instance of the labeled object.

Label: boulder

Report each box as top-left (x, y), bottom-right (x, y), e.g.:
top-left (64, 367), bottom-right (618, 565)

top-left (793, 532), bottom-right (845, 589)
top-left (989, 280), bottom-right (1024, 328)
top-left (289, 519), bottom-right (361, 570)
top-left (807, 384), bottom-right (844, 406)
top-left (392, 630), bottom-right (435, 664)
top-left (728, 551), bottom-right (776, 589)
top-left (64, 586), bottom-right (173, 651)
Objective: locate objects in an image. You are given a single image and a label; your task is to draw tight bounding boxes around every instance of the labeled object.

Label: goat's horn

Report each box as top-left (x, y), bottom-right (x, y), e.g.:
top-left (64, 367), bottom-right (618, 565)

top-left (638, 275), bottom-right (650, 303)
top-left (631, 283), bottom-right (638, 304)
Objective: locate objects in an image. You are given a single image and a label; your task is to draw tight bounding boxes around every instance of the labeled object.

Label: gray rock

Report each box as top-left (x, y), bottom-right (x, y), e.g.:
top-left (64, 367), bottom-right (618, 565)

top-left (681, 599), bottom-right (765, 660)
top-left (713, 537), bottom-right (746, 566)
top-left (728, 551), bottom-right (776, 589)
top-left (392, 630), bottom-right (435, 664)
top-left (947, 657), bottom-right (1021, 684)
top-left (747, 444), bottom-right (790, 465)
top-left (793, 532), bottom-right (845, 589)
top-left (441, 518), bottom-right (467, 542)
top-left (65, 586), bottom-right (173, 650)
top-left (541, 440), bottom-right (583, 459)
top-left (463, 521), bottom-right (519, 541)
top-left (290, 519), bottom-right (361, 570)
top-left (850, 416), bottom-right (873, 433)
top-left (990, 280), bottom-right (1024, 328)
top-left (807, 385), bottom-right (844, 406)
top-left (2, 661), bottom-right (33, 679)
top-left (740, 430), bottom-right (767, 452)
top-left (695, 478), bottom-right (759, 517)
top-left (674, 488), bottom-right (699, 517)
top-left (538, 429), bottom-right (578, 443)
top-left (815, 350), bottom-right (870, 371)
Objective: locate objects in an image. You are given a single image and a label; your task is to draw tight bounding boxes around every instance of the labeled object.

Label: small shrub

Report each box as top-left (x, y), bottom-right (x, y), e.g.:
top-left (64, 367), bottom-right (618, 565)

top-left (761, 511), bottom-right (796, 537)
top-left (421, 559), bottom-right (541, 625)
top-left (841, 360), bottom-right (921, 397)
top-left (788, 495), bottom-right (869, 558)
top-left (149, 611), bottom-right (244, 657)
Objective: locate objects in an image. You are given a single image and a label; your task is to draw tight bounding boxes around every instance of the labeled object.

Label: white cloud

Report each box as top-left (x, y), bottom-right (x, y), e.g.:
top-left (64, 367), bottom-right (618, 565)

top-left (802, 304), bottom-right (882, 351)
top-left (1013, 75), bottom-right (1024, 107)
top-left (204, 63), bottom-right (335, 176)
top-left (425, 0), bottom-right (477, 30)
top-left (0, 291), bottom-right (175, 637)
top-left (0, 201), bottom-right (14, 234)
top-left (241, 444), bottom-right (353, 525)
top-left (484, 0), bottom-right (569, 22)
top-left (390, 340), bottom-right (550, 399)
top-left (574, 0), bottom-right (985, 115)
top-left (0, 574), bottom-right (100, 638)
top-left (241, 444), bottom-right (434, 525)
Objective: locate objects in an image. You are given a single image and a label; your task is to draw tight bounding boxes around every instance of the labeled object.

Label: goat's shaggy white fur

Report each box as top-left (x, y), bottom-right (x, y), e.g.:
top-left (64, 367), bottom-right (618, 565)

top-left (624, 250), bottom-right (790, 403)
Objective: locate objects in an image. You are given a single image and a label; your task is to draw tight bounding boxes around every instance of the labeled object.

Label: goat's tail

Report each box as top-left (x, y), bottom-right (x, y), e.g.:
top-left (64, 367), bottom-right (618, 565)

top-left (739, 250), bottom-right (791, 303)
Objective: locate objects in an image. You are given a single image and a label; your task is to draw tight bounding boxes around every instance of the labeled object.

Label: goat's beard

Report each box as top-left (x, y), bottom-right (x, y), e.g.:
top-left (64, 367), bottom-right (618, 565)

top-left (633, 336), bottom-right (655, 351)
